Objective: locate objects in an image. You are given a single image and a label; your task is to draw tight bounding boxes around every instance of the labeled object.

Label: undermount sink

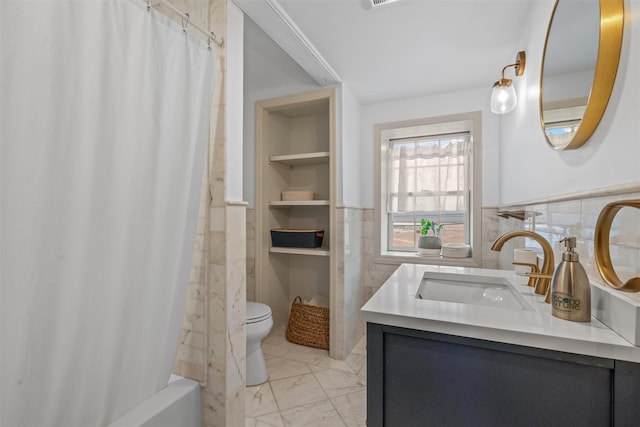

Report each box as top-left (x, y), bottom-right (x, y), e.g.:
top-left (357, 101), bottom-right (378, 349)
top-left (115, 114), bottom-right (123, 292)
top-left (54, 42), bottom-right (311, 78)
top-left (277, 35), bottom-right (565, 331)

top-left (416, 271), bottom-right (533, 311)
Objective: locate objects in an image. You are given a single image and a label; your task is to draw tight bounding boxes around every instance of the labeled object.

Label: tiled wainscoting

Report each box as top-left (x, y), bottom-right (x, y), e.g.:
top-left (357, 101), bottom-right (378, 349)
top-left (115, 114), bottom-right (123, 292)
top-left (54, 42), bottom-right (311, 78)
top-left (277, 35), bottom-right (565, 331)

top-left (334, 207), bottom-right (368, 359)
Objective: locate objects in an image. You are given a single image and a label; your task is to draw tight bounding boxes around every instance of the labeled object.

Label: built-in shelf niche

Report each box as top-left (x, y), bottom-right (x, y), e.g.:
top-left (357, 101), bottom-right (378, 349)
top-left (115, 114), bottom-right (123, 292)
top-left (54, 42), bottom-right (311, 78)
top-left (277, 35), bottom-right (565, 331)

top-left (255, 88), bottom-right (336, 351)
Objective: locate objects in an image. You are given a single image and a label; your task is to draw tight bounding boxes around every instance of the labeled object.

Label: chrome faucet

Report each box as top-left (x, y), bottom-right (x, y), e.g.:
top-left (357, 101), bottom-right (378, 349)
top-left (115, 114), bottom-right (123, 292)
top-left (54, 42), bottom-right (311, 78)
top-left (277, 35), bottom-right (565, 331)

top-left (491, 230), bottom-right (555, 303)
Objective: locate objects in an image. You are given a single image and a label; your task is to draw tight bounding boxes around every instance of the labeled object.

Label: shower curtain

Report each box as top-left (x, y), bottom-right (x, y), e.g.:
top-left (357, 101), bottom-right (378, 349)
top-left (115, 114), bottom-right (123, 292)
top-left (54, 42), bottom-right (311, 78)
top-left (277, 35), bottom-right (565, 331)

top-left (0, 1), bottom-right (215, 426)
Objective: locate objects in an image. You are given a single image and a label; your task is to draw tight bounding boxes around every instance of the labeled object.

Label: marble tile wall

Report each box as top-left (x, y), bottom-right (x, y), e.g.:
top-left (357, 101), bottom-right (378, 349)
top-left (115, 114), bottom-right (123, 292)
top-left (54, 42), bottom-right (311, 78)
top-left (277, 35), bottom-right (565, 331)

top-left (204, 203), bottom-right (247, 427)
top-left (497, 190), bottom-right (640, 290)
top-left (335, 207), bottom-right (366, 359)
top-left (481, 207), bottom-right (500, 269)
top-left (202, 1), bottom-right (248, 424)
top-left (246, 209), bottom-right (256, 303)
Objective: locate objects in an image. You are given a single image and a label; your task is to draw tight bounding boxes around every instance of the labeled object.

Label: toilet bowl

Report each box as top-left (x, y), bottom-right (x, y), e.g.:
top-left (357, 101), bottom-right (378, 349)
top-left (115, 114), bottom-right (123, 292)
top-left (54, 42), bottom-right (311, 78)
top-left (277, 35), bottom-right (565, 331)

top-left (246, 302), bottom-right (273, 386)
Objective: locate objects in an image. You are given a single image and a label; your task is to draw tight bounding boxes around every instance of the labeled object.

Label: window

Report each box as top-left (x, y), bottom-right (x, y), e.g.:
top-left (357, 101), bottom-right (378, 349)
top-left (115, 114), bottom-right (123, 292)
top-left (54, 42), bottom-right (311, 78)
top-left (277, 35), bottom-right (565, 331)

top-left (387, 132), bottom-right (469, 250)
top-left (543, 104), bottom-right (586, 146)
top-left (375, 112), bottom-right (482, 264)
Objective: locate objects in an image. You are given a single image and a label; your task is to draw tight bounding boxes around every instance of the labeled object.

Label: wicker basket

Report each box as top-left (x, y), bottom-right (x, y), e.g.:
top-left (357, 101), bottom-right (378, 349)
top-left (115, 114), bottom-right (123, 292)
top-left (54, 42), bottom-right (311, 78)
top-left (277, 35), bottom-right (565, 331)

top-left (286, 296), bottom-right (330, 350)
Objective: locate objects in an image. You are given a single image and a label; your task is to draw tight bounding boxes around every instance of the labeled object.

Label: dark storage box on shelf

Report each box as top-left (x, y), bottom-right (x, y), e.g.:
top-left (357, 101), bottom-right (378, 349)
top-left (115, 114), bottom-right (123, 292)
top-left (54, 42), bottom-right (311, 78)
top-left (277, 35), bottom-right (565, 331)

top-left (271, 228), bottom-right (324, 248)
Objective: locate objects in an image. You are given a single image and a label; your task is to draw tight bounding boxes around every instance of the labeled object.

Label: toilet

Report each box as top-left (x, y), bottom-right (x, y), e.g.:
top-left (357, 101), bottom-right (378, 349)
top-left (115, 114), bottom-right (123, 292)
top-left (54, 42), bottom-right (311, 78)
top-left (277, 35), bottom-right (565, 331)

top-left (246, 302), bottom-right (273, 386)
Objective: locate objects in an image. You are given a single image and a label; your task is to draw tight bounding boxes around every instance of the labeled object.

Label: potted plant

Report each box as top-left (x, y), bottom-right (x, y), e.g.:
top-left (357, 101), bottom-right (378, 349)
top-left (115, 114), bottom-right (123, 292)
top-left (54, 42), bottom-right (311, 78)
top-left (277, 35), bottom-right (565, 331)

top-left (417, 218), bottom-right (443, 256)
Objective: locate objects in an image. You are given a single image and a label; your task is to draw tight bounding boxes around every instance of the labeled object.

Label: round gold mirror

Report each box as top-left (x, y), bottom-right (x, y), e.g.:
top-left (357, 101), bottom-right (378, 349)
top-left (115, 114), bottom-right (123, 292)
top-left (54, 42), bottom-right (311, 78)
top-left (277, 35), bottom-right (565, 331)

top-left (539, 0), bottom-right (624, 150)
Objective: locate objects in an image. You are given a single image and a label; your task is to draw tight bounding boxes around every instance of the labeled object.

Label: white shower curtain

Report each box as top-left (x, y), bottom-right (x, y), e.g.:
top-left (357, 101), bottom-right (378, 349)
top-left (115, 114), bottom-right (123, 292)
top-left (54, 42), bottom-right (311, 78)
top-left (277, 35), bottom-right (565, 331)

top-left (0, 1), bottom-right (215, 426)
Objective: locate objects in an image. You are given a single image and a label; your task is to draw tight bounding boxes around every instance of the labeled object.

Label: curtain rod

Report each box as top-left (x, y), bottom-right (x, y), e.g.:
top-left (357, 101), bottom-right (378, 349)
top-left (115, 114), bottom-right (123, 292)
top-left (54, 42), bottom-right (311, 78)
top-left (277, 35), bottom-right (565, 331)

top-left (147, 0), bottom-right (224, 47)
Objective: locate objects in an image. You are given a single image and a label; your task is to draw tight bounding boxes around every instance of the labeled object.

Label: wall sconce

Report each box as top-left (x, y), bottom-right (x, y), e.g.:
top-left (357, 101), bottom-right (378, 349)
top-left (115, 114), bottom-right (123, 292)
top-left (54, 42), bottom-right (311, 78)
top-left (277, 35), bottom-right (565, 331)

top-left (490, 51), bottom-right (526, 114)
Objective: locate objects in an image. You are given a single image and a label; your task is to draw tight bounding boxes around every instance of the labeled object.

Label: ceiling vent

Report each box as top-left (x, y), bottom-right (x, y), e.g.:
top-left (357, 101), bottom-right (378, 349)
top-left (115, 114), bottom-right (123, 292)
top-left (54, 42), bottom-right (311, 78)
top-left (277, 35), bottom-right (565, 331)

top-left (370, 0), bottom-right (399, 8)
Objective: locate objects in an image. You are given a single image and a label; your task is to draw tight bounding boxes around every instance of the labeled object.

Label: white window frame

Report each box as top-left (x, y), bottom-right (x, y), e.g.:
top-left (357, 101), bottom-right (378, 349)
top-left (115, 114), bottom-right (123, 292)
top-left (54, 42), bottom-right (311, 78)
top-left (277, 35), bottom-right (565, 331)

top-left (386, 132), bottom-right (470, 252)
top-left (374, 111), bottom-right (483, 267)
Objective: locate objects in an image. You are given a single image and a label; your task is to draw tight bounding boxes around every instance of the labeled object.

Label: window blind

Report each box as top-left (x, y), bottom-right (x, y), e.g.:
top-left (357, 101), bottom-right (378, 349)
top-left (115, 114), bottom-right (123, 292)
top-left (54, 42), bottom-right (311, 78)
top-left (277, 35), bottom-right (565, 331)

top-left (387, 132), bottom-right (470, 214)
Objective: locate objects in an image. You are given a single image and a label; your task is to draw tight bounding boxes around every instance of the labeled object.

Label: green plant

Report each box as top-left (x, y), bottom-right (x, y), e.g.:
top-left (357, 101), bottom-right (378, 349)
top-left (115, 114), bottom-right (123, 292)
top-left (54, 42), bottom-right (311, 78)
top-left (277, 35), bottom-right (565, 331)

top-left (419, 218), bottom-right (443, 236)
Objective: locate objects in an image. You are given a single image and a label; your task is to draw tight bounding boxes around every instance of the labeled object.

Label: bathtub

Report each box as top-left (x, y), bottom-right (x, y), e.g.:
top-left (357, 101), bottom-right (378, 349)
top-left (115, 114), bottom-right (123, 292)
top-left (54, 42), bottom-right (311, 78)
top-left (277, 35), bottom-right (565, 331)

top-left (107, 375), bottom-right (202, 427)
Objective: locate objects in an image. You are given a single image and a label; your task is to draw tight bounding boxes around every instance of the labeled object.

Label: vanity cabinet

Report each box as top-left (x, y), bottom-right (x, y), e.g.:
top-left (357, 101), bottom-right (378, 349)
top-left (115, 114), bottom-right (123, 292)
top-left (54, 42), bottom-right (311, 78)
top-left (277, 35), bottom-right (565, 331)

top-left (255, 88), bottom-right (336, 341)
top-left (367, 323), bottom-right (640, 427)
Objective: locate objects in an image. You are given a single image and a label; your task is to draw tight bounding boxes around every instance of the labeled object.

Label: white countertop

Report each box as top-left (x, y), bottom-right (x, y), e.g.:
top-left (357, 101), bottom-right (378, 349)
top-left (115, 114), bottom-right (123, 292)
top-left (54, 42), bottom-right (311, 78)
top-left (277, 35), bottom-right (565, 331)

top-left (361, 263), bottom-right (640, 363)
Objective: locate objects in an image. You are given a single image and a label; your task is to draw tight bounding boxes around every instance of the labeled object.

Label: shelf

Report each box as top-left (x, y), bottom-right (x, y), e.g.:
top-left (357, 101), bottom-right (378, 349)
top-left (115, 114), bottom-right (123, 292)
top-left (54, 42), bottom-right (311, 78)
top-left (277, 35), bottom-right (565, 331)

top-left (270, 247), bottom-right (330, 257)
top-left (269, 200), bottom-right (330, 207)
top-left (269, 152), bottom-right (330, 166)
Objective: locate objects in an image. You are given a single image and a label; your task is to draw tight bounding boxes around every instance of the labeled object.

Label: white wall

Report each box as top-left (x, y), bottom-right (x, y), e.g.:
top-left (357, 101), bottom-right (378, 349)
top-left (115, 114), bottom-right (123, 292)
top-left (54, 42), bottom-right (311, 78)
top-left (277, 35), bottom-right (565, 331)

top-left (355, 0), bottom-right (639, 209)
top-left (499, 0), bottom-right (640, 205)
top-left (242, 16), bottom-right (320, 207)
top-left (360, 87), bottom-right (501, 208)
top-left (337, 83), bottom-right (363, 207)
top-left (226, 2), bottom-right (244, 202)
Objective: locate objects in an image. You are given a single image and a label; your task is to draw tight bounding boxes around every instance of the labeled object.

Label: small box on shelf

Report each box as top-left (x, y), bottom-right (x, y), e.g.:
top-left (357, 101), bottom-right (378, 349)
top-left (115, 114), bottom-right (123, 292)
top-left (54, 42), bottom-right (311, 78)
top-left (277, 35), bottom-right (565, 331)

top-left (281, 191), bottom-right (314, 201)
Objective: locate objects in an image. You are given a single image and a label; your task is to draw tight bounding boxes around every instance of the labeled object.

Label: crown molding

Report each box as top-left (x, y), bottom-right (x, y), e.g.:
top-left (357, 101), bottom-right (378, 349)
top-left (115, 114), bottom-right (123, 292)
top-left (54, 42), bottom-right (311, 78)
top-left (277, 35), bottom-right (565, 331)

top-left (232, 0), bottom-right (341, 86)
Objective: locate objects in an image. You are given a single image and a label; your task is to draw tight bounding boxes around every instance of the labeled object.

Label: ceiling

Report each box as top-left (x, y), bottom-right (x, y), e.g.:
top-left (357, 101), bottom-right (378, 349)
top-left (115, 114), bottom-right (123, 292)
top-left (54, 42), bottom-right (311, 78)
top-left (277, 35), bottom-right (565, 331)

top-left (243, 0), bottom-right (536, 105)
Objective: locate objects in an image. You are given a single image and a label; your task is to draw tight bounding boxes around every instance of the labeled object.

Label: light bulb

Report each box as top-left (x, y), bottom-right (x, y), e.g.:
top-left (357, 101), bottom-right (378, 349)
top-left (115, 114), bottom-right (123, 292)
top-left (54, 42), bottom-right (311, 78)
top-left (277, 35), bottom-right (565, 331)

top-left (490, 80), bottom-right (517, 114)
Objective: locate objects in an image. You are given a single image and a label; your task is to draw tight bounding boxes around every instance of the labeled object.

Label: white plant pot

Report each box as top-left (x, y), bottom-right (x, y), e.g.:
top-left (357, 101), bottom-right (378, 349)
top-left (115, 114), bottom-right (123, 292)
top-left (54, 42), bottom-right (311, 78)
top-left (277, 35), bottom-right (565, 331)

top-left (418, 235), bottom-right (441, 256)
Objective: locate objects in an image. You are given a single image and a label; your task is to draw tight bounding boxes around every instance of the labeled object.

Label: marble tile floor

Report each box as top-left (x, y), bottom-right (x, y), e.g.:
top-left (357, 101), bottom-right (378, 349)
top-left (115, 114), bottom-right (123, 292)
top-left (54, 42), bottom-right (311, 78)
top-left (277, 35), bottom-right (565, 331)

top-left (245, 324), bottom-right (367, 427)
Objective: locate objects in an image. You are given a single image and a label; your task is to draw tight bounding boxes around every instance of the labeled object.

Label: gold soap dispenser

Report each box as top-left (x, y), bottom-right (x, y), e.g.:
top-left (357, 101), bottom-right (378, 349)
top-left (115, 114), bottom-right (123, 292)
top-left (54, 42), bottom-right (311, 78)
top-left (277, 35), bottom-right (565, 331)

top-left (551, 237), bottom-right (591, 322)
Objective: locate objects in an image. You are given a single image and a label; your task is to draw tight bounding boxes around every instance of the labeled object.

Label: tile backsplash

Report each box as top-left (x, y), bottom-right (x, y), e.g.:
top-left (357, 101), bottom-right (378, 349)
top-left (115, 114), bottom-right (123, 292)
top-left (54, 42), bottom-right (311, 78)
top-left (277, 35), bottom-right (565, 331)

top-left (498, 190), bottom-right (640, 297)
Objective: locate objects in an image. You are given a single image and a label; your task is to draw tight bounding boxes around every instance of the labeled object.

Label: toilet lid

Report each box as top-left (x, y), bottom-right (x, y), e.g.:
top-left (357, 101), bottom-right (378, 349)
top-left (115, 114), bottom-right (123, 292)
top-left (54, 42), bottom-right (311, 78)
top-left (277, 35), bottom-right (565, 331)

top-left (247, 302), bottom-right (271, 324)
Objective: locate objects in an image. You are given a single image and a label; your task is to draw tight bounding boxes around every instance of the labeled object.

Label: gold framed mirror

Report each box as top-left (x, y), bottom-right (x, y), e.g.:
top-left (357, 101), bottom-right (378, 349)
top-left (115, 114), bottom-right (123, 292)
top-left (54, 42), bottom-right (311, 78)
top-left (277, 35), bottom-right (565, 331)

top-left (539, 0), bottom-right (624, 150)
